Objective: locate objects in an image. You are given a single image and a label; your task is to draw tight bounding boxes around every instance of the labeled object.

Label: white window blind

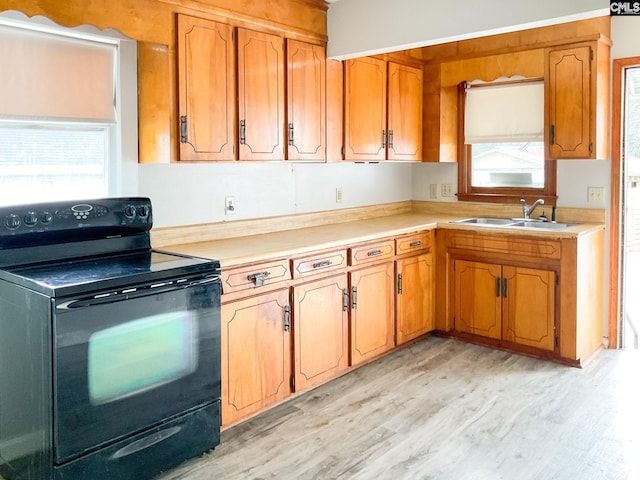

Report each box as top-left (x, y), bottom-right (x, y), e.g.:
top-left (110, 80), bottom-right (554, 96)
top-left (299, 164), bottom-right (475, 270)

top-left (464, 81), bottom-right (544, 144)
top-left (0, 25), bottom-right (116, 122)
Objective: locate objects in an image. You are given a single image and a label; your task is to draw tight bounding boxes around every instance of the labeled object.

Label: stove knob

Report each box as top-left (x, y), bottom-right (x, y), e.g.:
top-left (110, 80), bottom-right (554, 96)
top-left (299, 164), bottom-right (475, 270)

top-left (40, 212), bottom-right (53, 224)
top-left (23, 211), bottom-right (38, 227)
top-left (5, 214), bottom-right (20, 230)
top-left (124, 205), bottom-right (137, 218)
top-left (137, 205), bottom-right (150, 218)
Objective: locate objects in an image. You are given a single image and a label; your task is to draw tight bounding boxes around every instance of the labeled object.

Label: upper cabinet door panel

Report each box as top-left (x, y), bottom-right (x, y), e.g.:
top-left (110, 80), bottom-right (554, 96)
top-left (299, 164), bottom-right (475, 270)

top-left (177, 15), bottom-right (235, 161)
top-left (237, 29), bottom-right (285, 161)
top-left (547, 45), bottom-right (591, 159)
top-left (344, 57), bottom-right (387, 161)
top-left (286, 39), bottom-right (326, 161)
top-left (387, 62), bottom-right (423, 161)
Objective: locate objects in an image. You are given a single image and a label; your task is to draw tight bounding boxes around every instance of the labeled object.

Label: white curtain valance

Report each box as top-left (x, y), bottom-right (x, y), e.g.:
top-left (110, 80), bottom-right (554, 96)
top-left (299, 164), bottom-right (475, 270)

top-left (464, 81), bottom-right (544, 144)
top-left (0, 24), bottom-right (116, 122)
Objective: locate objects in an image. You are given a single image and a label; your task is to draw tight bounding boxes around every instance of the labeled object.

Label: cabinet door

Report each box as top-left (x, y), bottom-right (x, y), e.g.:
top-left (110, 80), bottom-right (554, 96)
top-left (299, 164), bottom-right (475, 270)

top-left (221, 290), bottom-right (291, 426)
top-left (350, 262), bottom-right (395, 365)
top-left (344, 57), bottom-right (387, 161)
top-left (454, 259), bottom-right (502, 340)
top-left (396, 253), bottom-right (434, 345)
top-left (547, 45), bottom-right (591, 159)
top-left (387, 62), bottom-right (423, 161)
top-left (293, 274), bottom-right (349, 392)
top-left (502, 266), bottom-right (556, 351)
top-left (237, 28), bottom-right (285, 160)
top-left (177, 15), bottom-right (235, 161)
top-left (286, 39), bottom-right (326, 161)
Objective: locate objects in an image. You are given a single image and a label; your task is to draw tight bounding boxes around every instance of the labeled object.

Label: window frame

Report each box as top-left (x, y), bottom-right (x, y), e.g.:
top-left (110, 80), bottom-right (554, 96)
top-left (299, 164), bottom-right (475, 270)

top-left (0, 11), bottom-right (138, 206)
top-left (456, 80), bottom-right (558, 205)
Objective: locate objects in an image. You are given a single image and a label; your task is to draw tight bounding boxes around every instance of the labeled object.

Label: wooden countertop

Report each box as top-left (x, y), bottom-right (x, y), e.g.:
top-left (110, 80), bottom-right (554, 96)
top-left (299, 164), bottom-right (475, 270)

top-left (159, 212), bottom-right (604, 268)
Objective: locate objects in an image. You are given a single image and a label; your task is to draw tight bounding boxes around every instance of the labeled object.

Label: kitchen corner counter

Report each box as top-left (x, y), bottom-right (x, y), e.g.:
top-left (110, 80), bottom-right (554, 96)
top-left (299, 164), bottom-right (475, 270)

top-left (157, 208), bottom-right (604, 267)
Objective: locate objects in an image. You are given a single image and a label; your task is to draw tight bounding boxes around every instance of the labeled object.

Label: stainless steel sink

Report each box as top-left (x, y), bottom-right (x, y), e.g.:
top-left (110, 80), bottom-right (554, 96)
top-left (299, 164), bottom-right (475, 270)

top-left (451, 217), bottom-right (571, 230)
top-left (509, 221), bottom-right (570, 230)
top-left (452, 217), bottom-right (519, 226)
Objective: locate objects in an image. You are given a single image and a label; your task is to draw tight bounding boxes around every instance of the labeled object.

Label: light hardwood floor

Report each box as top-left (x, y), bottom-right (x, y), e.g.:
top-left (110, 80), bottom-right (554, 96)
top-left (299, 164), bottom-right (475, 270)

top-left (157, 337), bottom-right (640, 480)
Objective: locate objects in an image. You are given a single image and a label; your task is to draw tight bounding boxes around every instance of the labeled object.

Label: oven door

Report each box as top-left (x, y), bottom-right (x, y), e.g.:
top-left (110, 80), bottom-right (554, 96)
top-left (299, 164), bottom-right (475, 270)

top-left (52, 274), bottom-right (221, 464)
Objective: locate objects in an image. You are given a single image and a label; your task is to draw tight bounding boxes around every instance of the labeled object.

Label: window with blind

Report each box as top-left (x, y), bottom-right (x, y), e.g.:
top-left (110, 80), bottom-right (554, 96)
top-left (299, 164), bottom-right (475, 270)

top-left (457, 78), bottom-right (557, 204)
top-left (0, 12), bottom-right (137, 207)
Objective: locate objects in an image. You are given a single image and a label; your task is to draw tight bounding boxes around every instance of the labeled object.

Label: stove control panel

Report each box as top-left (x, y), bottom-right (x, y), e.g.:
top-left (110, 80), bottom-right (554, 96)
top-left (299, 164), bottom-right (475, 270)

top-left (0, 197), bottom-right (153, 240)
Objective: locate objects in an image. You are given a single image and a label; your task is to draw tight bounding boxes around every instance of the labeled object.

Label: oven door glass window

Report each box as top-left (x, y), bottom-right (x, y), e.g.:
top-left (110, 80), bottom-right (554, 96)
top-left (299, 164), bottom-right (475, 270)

top-left (88, 310), bottom-right (199, 405)
top-left (53, 279), bottom-right (220, 464)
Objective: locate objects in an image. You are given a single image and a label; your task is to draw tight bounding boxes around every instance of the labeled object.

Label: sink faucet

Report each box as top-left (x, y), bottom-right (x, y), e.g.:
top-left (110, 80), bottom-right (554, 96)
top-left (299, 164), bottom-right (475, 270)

top-left (520, 198), bottom-right (544, 219)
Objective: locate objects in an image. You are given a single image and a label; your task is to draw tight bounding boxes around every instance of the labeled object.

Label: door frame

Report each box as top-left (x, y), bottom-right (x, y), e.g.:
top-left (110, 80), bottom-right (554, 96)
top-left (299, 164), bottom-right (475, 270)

top-left (609, 56), bottom-right (640, 348)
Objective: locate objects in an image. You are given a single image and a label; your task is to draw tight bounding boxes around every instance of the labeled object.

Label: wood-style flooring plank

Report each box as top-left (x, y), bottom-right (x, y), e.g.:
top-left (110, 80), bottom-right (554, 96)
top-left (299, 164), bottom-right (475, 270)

top-left (157, 337), bottom-right (640, 480)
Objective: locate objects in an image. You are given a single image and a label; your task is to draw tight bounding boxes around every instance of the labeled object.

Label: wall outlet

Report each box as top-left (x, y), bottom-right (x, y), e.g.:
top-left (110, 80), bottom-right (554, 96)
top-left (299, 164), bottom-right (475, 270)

top-left (587, 187), bottom-right (605, 205)
top-left (336, 187), bottom-right (343, 204)
top-left (429, 184), bottom-right (438, 199)
top-left (225, 196), bottom-right (236, 215)
top-left (441, 184), bottom-right (454, 197)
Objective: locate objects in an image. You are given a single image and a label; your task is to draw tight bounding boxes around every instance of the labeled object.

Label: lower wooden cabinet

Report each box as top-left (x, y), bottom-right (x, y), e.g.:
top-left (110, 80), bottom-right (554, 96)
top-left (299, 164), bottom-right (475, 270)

top-left (349, 262), bottom-right (395, 365)
top-left (453, 259), bottom-right (556, 351)
top-left (220, 289), bottom-right (291, 426)
top-left (502, 266), bottom-right (555, 351)
top-left (218, 228), bottom-right (439, 426)
top-left (396, 252), bottom-right (435, 345)
top-left (453, 260), bottom-right (502, 340)
top-left (292, 274), bottom-right (349, 392)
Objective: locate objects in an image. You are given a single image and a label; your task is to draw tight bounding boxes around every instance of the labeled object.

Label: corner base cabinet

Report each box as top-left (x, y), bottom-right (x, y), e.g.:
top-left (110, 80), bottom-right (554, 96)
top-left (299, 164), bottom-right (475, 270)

top-left (439, 228), bottom-right (603, 366)
top-left (453, 260), bottom-right (555, 351)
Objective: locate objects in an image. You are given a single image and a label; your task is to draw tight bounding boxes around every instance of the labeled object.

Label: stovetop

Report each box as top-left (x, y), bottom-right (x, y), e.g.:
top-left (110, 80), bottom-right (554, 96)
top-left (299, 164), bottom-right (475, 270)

top-left (0, 197), bottom-right (220, 297)
top-left (0, 250), bottom-right (220, 297)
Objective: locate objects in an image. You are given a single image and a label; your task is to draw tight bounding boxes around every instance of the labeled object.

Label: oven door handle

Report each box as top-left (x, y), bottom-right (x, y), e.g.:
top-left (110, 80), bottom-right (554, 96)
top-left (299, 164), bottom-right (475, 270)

top-left (56, 275), bottom-right (221, 310)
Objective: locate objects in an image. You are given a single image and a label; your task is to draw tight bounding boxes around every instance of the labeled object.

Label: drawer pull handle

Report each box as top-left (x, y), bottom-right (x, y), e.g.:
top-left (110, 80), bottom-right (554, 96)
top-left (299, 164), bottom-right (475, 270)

top-left (247, 271), bottom-right (270, 288)
top-left (409, 241), bottom-right (422, 248)
top-left (312, 260), bottom-right (332, 269)
top-left (367, 249), bottom-right (383, 257)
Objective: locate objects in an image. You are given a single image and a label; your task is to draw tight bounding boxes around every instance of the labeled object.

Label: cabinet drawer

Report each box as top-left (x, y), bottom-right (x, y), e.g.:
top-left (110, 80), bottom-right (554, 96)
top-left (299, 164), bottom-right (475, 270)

top-left (349, 239), bottom-right (395, 266)
top-left (292, 250), bottom-right (347, 278)
top-left (221, 259), bottom-right (291, 294)
top-left (395, 231), bottom-right (432, 255)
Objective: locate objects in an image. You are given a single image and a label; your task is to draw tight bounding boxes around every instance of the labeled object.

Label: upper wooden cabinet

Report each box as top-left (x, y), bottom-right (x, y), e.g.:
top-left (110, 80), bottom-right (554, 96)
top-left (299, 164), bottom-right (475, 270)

top-left (344, 57), bottom-right (423, 161)
top-left (237, 28), bottom-right (285, 161)
top-left (177, 16), bottom-right (326, 162)
top-left (286, 39), bottom-right (326, 161)
top-left (387, 62), bottom-right (423, 161)
top-left (177, 15), bottom-right (235, 161)
top-left (545, 40), bottom-right (610, 160)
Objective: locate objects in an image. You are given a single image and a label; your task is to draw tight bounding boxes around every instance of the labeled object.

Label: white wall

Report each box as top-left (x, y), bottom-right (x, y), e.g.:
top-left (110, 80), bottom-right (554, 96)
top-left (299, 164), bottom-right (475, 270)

top-left (139, 162), bottom-right (413, 227)
top-left (327, 0), bottom-right (609, 59)
top-left (410, 160), bottom-right (611, 209)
